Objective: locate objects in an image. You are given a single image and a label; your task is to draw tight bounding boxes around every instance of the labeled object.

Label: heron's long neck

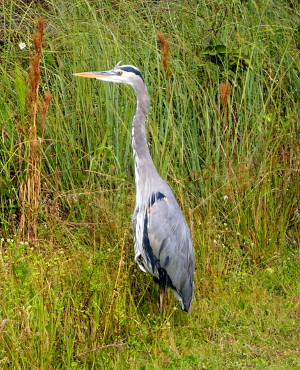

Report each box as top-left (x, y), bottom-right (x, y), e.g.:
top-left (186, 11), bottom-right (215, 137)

top-left (132, 82), bottom-right (158, 188)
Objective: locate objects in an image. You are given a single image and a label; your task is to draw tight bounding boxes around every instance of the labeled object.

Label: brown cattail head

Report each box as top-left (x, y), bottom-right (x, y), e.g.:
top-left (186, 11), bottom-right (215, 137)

top-left (219, 83), bottom-right (230, 112)
top-left (216, 82), bottom-right (231, 132)
top-left (157, 32), bottom-right (170, 78)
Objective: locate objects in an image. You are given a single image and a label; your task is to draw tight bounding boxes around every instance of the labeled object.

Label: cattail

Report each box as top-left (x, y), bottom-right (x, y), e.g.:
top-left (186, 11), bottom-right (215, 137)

top-left (157, 32), bottom-right (170, 78)
top-left (157, 32), bottom-right (171, 100)
top-left (219, 82), bottom-right (231, 132)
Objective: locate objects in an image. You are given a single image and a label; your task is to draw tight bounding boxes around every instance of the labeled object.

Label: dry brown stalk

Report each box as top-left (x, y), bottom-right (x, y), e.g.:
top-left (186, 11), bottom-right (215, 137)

top-left (19, 18), bottom-right (46, 242)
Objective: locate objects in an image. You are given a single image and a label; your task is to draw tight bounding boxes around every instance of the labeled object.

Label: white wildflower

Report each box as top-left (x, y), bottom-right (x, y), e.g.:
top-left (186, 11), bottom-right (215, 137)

top-left (18, 42), bottom-right (26, 50)
top-left (223, 195), bottom-right (229, 200)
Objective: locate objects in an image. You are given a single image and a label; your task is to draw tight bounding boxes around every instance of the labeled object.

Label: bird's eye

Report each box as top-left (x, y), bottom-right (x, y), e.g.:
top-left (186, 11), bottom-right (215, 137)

top-left (118, 71), bottom-right (123, 76)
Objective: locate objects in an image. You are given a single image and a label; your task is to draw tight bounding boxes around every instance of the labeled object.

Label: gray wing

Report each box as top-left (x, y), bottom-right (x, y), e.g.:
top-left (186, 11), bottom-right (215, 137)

top-left (146, 192), bottom-right (195, 309)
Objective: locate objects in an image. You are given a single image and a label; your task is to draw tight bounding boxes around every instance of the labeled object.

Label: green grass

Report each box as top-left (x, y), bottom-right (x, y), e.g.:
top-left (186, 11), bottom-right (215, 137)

top-left (1, 0), bottom-right (300, 368)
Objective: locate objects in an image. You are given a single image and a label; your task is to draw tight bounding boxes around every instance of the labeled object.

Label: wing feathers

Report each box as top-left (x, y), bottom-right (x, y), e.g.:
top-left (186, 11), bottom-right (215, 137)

top-left (134, 190), bottom-right (194, 311)
top-left (146, 191), bottom-right (194, 309)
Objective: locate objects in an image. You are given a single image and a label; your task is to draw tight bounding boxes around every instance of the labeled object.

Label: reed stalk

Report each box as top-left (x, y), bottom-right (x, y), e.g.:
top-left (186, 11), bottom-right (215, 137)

top-left (19, 18), bottom-right (51, 242)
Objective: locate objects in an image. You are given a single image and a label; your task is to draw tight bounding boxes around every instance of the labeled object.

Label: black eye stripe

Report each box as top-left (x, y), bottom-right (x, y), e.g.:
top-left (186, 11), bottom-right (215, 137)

top-left (119, 66), bottom-right (144, 81)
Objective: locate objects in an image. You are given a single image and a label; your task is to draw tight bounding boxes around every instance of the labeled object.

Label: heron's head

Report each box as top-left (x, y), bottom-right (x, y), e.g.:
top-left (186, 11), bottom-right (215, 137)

top-left (74, 64), bottom-right (144, 87)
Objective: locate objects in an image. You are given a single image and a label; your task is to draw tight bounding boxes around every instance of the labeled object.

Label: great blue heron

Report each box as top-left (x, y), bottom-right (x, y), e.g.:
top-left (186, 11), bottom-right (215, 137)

top-left (74, 64), bottom-right (195, 312)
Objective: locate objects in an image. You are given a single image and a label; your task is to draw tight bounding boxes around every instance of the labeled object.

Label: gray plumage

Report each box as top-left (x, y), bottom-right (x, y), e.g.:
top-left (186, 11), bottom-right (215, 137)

top-left (74, 64), bottom-right (195, 312)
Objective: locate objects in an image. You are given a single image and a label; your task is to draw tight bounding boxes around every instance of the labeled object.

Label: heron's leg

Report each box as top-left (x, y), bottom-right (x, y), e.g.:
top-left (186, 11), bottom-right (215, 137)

top-left (159, 285), bottom-right (165, 313)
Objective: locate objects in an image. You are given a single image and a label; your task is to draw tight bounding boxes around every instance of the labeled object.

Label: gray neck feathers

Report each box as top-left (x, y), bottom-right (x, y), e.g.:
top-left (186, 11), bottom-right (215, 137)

top-left (132, 80), bottom-right (158, 183)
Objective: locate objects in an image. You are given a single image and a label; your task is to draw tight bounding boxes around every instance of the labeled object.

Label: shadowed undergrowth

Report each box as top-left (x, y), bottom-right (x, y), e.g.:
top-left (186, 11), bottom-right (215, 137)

top-left (0, 0), bottom-right (299, 368)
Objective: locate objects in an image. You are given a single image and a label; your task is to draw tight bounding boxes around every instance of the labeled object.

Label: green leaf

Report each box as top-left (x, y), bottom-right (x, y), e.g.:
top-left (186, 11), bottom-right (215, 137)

top-left (14, 64), bottom-right (27, 118)
top-left (215, 44), bottom-right (228, 54)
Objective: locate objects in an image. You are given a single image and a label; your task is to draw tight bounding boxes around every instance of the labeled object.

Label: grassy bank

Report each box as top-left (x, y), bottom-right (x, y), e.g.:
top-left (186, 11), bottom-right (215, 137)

top-left (1, 0), bottom-right (299, 368)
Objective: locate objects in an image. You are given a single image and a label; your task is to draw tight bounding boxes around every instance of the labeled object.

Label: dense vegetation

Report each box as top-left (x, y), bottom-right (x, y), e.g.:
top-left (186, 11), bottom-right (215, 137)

top-left (0, 0), bottom-right (299, 368)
